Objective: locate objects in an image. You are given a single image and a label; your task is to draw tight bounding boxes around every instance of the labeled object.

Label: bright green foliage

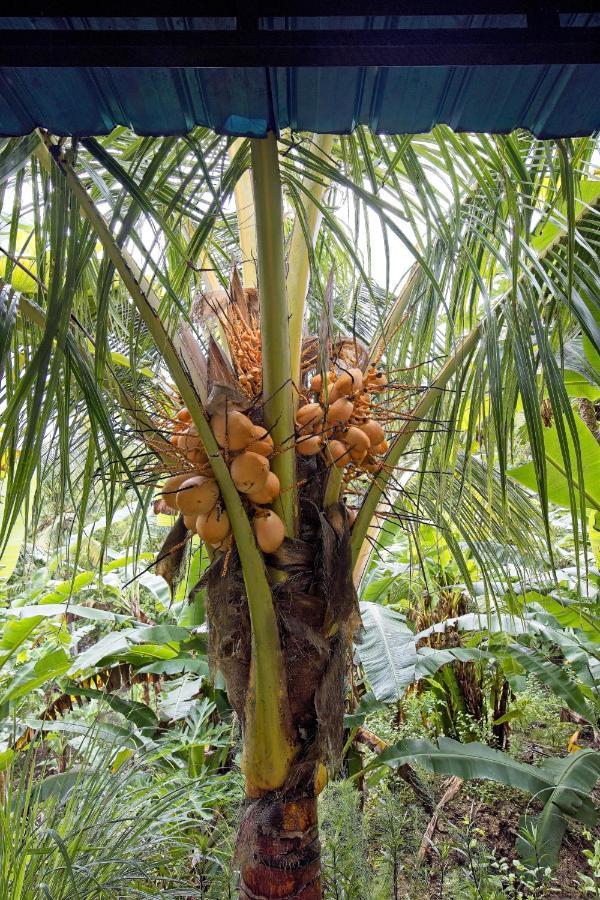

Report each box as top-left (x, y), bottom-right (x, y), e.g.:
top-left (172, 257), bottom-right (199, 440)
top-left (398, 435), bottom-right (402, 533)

top-left (0, 741), bottom-right (241, 899)
top-left (510, 414), bottom-right (600, 511)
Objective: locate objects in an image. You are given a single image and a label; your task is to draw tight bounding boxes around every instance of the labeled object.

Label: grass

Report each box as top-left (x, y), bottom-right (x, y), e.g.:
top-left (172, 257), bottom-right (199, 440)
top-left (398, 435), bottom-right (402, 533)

top-left (0, 735), bottom-right (242, 899)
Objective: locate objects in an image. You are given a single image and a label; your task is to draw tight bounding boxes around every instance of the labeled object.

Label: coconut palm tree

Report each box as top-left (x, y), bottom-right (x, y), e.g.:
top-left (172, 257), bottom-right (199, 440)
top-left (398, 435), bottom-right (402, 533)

top-left (0, 126), bottom-right (598, 896)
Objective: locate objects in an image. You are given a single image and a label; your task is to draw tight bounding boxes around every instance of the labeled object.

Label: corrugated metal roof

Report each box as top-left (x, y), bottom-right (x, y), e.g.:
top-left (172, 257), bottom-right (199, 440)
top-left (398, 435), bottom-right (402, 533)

top-left (0, 15), bottom-right (599, 138)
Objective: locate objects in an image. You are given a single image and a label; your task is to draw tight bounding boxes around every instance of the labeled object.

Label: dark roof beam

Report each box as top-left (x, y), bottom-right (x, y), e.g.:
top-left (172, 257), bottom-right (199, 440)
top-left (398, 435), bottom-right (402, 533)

top-left (6, 2), bottom-right (600, 15)
top-left (1, 24), bottom-right (599, 67)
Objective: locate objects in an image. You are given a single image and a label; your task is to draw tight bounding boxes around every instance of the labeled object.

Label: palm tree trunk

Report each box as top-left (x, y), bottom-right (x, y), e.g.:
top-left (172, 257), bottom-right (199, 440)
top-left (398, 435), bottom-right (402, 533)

top-left (205, 493), bottom-right (357, 899)
top-left (238, 793), bottom-right (321, 898)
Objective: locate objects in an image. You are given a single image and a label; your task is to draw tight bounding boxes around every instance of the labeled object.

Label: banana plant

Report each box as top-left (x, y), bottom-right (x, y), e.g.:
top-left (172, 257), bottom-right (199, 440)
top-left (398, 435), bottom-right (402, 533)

top-left (360, 734), bottom-right (600, 870)
top-left (0, 125), bottom-right (599, 896)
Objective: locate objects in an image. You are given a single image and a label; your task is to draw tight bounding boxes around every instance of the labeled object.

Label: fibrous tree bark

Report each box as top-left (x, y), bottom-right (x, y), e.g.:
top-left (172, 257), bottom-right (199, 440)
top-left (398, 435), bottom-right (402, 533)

top-left (203, 483), bottom-right (359, 896)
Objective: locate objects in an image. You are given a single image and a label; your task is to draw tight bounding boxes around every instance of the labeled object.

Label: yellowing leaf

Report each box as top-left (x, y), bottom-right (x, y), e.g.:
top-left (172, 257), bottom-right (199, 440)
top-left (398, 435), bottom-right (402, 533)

top-left (0, 474), bottom-right (37, 584)
top-left (0, 749), bottom-right (14, 772)
top-left (157, 512), bottom-right (178, 527)
top-left (590, 510), bottom-right (600, 567)
top-left (111, 747), bottom-right (134, 773)
top-left (509, 415), bottom-right (600, 511)
top-left (0, 228), bottom-right (39, 293)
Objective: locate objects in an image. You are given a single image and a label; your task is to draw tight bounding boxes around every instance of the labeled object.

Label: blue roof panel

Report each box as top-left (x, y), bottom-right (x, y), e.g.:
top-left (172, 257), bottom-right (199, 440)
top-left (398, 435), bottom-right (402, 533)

top-left (3, 64), bottom-right (598, 139)
top-left (0, 15), bottom-right (599, 138)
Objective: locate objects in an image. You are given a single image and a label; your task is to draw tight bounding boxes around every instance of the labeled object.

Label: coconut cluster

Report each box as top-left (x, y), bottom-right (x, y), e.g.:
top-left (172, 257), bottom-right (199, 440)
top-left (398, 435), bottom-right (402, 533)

top-left (160, 407), bottom-right (285, 554)
top-left (295, 366), bottom-right (389, 474)
top-left (158, 363), bottom-right (389, 557)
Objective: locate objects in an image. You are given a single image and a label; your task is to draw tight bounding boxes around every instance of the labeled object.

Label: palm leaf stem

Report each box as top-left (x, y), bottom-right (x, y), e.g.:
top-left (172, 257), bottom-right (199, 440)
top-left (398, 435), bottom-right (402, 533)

top-left (251, 134), bottom-right (298, 538)
top-left (286, 133), bottom-right (335, 391)
top-left (43, 135), bottom-right (297, 793)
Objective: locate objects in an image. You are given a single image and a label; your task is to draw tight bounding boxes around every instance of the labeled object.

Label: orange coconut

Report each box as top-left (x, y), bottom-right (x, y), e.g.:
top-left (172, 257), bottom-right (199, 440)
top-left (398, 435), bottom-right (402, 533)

top-left (197, 506), bottom-right (231, 544)
top-left (161, 473), bottom-right (192, 512)
top-left (310, 371), bottom-right (334, 394)
top-left (178, 426), bottom-right (204, 455)
top-left (230, 451), bottom-right (270, 493)
top-left (334, 367), bottom-right (363, 397)
top-left (326, 439), bottom-right (351, 468)
top-left (183, 514), bottom-right (198, 533)
top-left (296, 402), bottom-right (324, 435)
top-left (211, 410), bottom-right (255, 451)
top-left (360, 419), bottom-right (385, 448)
top-left (296, 434), bottom-right (322, 456)
top-left (188, 445), bottom-right (209, 466)
top-left (325, 397), bottom-right (354, 427)
top-left (175, 407), bottom-right (192, 424)
top-left (211, 533), bottom-right (234, 552)
top-left (253, 510), bottom-right (285, 554)
top-left (368, 370), bottom-right (388, 390)
top-left (363, 458), bottom-right (384, 474)
top-left (247, 471), bottom-right (281, 505)
top-left (247, 424), bottom-right (274, 457)
top-left (344, 426), bottom-right (371, 459)
top-left (175, 476), bottom-right (219, 516)
top-left (350, 447), bottom-right (368, 464)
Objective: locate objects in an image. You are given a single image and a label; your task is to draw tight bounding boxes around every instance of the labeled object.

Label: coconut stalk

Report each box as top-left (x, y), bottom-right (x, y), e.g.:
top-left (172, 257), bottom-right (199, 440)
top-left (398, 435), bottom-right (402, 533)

top-left (251, 133), bottom-right (298, 537)
top-left (287, 133), bottom-right (334, 392)
top-left (367, 262), bottom-right (420, 368)
top-left (42, 136), bottom-right (297, 795)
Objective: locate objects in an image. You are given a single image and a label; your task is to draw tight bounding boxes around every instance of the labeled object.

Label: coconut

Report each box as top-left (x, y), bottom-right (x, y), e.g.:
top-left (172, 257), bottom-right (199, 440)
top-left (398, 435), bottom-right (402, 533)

top-left (197, 506), bottom-right (231, 544)
top-left (211, 410), bottom-right (255, 451)
top-left (326, 439), bottom-right (351, 468)
top-left (363, 458), bottom-right (384, 474)
top-left (247, 424), bottom-right (274, 457)
top-left (183, 514), bottom-right (198, 533)
top-left (211, 533), bottom-right (233, 552)
top-left (172, 419), bottom-right (187, 438)
top-left (247, 471), bottom-right (281, 504)
top-left (324, 381), bottom-right (342, 404)
top-left (178, 426), bottom-right (204, 455)
top-left (350, 447), bottom-right (367, 464)
top-left (188, 445), bottom-right (209, 466)
top-left (344, 425), bottom-right (370, 457)
top-left (334, 367), bottom-right (364, 397)
top-left (253, 510), bottom-right (285, 554)
top-left (296, 434), bottom-right (322, 456)
top-left (175, 407), bottom-right (192, 424)
top-left (296, 402), bottom-right (324, 435)
top-left (373, 439), bottom-right (389, 455)
top-left (230, 451), bottom-right (270, 493)
top-left (360, 419), bottom-right (385, 448)
top-left (310, 371), bottom-right (334, 394)
top-left (325, 397), bottom-right (354, 426)
top-left (348, 367), bottom-right (364, 393)
top-left (161, 473), bottom-right (191, 511)
top-left (175, 476), bottom-right (219, 516)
